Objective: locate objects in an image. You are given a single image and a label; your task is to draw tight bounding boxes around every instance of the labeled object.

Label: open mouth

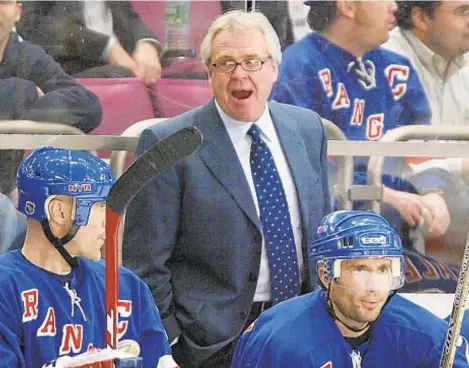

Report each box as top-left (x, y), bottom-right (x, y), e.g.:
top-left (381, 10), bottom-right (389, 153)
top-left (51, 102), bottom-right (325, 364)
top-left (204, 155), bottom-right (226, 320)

top-left (231, 90), bottom-right (253, 100)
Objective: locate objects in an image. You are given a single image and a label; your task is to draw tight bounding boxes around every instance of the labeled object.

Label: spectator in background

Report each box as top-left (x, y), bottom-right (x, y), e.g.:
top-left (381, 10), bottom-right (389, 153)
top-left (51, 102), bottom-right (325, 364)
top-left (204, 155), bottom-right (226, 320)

top-left (385, 1), bottom-right (469, 127)
top-left (383, 1), bottom-right (469, 264)
top-left (0, 0), bottom-right (101, 201)
top-left (220, 1), bottom-right (294, 51)
top-left (0, 192), bottom-right (25, 255)
top-left (382, 1), bottom-right (469, 179)
top-left (271, 1), bottom-right (453, 244)
top-left (221, 1), bottom-right (312, 50)
top-left (123, 10), bottom-right (330, 368)
top-left (17, 1), bottom-right (163, 84)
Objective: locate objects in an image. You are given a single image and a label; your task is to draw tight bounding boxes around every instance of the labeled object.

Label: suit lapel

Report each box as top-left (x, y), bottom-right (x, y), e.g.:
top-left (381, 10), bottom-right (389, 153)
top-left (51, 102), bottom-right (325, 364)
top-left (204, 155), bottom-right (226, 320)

top-left (195, 101), bottom-right (262, 230)
top-left (269, 102), bottom-right (313, 239)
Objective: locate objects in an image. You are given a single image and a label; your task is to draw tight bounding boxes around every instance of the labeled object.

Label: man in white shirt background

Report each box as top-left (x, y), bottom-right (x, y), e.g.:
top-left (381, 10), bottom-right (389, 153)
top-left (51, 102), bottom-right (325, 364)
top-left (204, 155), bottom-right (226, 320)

top-left (384, 1), bottom-right (469, 127)
top-left (383, 1), bottom-right (469, 261)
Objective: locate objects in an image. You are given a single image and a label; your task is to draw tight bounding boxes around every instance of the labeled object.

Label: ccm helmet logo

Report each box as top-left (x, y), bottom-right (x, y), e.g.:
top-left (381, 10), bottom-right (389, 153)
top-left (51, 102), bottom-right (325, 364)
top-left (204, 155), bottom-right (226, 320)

top-left (360, 235), bottom-right (387, 245)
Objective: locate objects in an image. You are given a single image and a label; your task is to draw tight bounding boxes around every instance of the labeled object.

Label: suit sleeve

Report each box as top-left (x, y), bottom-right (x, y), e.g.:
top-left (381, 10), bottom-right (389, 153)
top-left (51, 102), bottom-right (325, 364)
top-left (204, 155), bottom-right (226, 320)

top-left (123, 128), bottom-right (182, 342)
top-left (18, 43), bottom-right (102, 133)
top-left (319, 116), bottom-right (332, 215)
top-left (0, 77), bottom-right (39, 120)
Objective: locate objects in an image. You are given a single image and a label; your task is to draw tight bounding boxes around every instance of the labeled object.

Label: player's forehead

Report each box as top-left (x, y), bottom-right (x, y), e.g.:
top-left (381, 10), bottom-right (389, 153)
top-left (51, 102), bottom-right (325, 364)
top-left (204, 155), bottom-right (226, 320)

top-left (342, 258), bottom-right (392, 269)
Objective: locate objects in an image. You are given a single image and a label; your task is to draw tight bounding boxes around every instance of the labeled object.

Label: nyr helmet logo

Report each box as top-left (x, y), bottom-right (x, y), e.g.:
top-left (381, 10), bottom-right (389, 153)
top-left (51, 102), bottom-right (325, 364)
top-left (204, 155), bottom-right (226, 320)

top-left (360, 234), bottom-right (388, 246)
top-left (68, 183), bottom-right (92, 193)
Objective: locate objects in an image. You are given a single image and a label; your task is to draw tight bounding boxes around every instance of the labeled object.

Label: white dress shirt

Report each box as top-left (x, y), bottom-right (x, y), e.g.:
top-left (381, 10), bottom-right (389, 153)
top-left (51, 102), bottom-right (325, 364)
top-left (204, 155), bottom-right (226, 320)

top-left (215, 101), bottom-right (304, 302)
top-left (83, 1), bottom-right (118, 59)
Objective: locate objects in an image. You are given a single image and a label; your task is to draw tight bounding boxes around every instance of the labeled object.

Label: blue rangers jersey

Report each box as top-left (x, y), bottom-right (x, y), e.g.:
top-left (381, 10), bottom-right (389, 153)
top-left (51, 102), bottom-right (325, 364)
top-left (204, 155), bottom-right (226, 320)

top-left (0, 250), bottom-right (173, 368)
top-left (271, 33), bottom-right (459, 194)
top-left (403, 248), bottom-right (458, 294)
top-left (232, 291), bottom-right (469, 368)
top-left (271, 32), bottom-right (431, 141)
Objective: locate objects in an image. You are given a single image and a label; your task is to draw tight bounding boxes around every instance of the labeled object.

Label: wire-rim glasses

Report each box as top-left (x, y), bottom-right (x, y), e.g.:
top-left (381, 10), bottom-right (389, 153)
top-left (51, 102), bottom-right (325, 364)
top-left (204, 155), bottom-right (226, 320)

top-left (210, 57), bottom-right (272, 73)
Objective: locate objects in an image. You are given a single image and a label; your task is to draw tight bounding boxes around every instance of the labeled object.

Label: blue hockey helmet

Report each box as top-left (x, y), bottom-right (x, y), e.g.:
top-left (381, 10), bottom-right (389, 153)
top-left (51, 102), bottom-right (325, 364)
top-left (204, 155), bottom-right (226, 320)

top-left (309, 210), bottom-right (405, 291)
top-left (17, 146), bottom-right (115, 226)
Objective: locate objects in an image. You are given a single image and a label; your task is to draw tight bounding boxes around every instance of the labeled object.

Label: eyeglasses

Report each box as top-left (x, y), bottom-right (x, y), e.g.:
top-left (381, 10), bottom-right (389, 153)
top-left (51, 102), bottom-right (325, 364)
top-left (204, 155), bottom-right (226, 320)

top-left (210, 57), bottom-right (272, 73)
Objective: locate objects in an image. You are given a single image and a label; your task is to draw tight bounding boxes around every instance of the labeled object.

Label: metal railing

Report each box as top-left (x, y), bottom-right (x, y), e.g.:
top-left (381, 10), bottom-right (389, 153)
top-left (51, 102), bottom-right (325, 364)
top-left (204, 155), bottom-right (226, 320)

top-left (321, 118), bottom-right (353, 210)
top-left (4, 121), bottom-right (469, 215)
top-left (367, 125), bottom-right (469, 213)
top-left (0, 120), bottom-right (137, 153)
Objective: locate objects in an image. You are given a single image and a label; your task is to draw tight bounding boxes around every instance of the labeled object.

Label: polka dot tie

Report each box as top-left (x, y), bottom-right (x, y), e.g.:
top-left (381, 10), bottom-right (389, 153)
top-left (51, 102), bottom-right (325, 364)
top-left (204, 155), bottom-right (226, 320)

top-left (248, 124), bottom-right (300, 304)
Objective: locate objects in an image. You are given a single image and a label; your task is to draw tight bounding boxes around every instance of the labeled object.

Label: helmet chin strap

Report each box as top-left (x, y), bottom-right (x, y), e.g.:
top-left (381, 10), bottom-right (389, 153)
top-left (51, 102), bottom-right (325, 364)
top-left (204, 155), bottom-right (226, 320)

top-left (40, 220), bottom-right (80, 269)
top-left (324, 281), bottom-right (398, 334)
top-left (325, 283), bottom-right (371, 334)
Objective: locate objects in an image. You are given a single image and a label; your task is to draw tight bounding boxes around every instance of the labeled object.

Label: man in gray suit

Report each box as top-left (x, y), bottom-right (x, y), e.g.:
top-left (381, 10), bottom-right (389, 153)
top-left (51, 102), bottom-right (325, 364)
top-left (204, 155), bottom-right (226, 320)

top-left (123, 10), bottom-right (331, 368)
top-left (17, 1), bottom-right (162, 83)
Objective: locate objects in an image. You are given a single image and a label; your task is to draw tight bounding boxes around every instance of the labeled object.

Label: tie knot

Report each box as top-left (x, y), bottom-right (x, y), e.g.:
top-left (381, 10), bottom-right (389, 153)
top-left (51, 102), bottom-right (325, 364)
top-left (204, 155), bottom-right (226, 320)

top-left (247, 124), bottom-right (262, 143)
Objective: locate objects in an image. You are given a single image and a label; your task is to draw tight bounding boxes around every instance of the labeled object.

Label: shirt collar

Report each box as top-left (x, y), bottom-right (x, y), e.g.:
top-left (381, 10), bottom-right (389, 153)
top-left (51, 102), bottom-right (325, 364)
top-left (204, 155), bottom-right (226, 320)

top-left (402, 29), bottom-right (467, 78)
top-left (215, 100), bottom-right (274, 144)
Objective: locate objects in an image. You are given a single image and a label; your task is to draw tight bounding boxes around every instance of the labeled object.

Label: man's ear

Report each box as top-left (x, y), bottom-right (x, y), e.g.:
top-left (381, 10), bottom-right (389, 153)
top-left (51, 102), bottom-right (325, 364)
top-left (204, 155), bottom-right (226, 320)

top-left (47, 196), bottom-right (73, 226)
top-left (14, 2), bottom-right (23, 24)
top-left (410, 6), bottom-right (430, 33)
top-left (206, 66), bottom-right (213, 81)
top-left (336, 0), bottom-right (356, 20)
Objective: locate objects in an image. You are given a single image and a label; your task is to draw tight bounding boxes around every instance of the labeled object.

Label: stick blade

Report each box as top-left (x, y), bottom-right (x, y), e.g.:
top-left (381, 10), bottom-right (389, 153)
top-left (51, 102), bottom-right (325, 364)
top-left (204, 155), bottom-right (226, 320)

top-left (107, 126), bottom-right (202, 214)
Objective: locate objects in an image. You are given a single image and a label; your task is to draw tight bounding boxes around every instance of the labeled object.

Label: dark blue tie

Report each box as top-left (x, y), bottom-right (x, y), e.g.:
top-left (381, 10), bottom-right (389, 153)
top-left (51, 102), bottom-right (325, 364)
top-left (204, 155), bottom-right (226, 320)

top-left (248, 124), bottom-right (300, 304)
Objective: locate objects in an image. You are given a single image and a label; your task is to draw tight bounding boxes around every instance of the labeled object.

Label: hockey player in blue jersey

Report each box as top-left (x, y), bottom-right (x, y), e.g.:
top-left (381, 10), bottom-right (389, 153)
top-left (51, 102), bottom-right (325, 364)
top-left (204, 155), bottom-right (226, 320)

top-left (271, 1), bottom-right (454, 242)
top-left (231, 210), bottom-right (469, 367)
top-left (0, 147), bottom-right (179, 368)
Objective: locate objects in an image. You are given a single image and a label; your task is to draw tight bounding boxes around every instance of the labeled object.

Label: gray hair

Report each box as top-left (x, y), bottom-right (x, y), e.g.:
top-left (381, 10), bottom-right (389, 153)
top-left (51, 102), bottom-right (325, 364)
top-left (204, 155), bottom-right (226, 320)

top-left (200, 10), bottom-right (282, 66)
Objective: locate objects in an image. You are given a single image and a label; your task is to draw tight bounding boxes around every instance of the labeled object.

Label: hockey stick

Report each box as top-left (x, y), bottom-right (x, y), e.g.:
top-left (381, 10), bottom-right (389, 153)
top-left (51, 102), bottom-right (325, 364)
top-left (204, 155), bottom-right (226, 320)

top-left (439, 228), bottom-right (469, 368)
top-left (105, 127), bottom-right (203, 349)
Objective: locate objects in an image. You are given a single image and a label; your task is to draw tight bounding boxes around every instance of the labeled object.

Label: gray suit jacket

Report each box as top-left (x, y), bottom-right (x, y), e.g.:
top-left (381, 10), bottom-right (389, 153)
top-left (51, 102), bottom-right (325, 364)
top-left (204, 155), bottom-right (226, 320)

top-left (123, 100), bottom-right (331, 367)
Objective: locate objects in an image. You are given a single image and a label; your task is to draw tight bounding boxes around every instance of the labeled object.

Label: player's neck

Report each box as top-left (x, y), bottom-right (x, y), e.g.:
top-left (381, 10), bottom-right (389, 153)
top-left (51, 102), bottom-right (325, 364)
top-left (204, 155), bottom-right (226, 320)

top-left (22, 230), bottom-right (72, 275)
top-left (335, 318), bottom-right (370, 338)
